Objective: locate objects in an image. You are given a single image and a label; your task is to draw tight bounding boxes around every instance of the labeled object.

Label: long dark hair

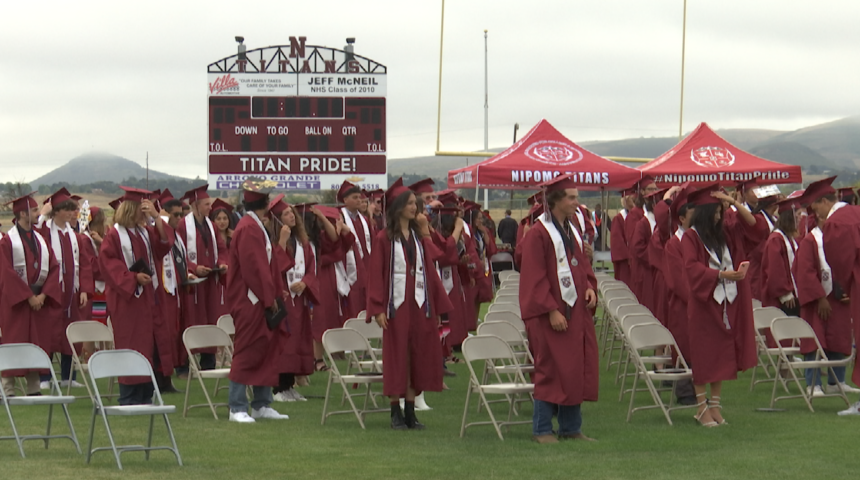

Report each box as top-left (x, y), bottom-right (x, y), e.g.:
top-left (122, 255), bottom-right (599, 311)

top-left (776, 209), bottom-right (797, 236)
top-left (385, 191), bottom-right (420, 241)
top-left (301, 211), bottom-right (320, 248)
top-left (690, 202), bottom-right (725, 254)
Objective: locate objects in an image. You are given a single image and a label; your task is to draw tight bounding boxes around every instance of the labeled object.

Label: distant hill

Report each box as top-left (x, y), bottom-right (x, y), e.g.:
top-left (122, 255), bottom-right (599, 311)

top-left (29, 152), bottom-right (189, 188)
top-left (763, 116), bottom-right (860, 168)
top-left (747, 141), bottom-right (832, 169)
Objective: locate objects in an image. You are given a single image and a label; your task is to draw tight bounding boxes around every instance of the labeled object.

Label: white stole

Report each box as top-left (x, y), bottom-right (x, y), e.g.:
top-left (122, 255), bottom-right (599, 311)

top-left (184, 213), bottom-right (218, 266)
top-left (287, 241), bottom-right (306, 299)
top-left (620, 208), bottom-right (628, 220)
top-left (438, 265), bottom-right (454, 295)
top-left (246, 212), bottom-right (272, 305)
top-left (776, 230), bottom-right (798, 295)
top-left (341, 207), bottom-right (372, 258)
top-left (827, 201), bottom-right (847, 220)
top-left (115, 224), bottom-right (159, 298)
top-left (391, 232), bottom-right (426, 312)
top-left (810, 227), bottom-right (833, 296)
top-left (48, 220), bottom-right (79, 293)
top-left (83, 231), bottom-right (105, 293)
top-left (538, 216), bottom-right (578, 308)
top-left (644, 206), bottom-right (656, 233)
top-left (8, 227), bottom-right (49, 288)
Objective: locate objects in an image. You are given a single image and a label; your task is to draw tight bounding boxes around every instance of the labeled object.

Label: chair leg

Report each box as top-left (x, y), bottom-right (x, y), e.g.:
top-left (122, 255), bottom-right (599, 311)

top-left (196, 373), bottom-right (219, 420)
top-left (61, 403), bottom-right (81, 453)
top-left (460, 384), bottom-right (473, 438)
top-left (321, 373), bottom-right (333, 426)
top-left (478, 389), bottom-right (505, 440)
top-left (626, 370), bottom-right (639, 423)
top-left (183, 371), bottom-right (194, 418)
top-left (769, 358), bottom-right (781, 409)
top-left (337, 379), bottom-right (366, 429)
top-left (86, 407), bottom-right (98, 464)
top-left (99, 409), bottom-right (123, 470)
top-left (45, 403), bottom-right (54, 449)
top-left (146, 415), bottom-right (154, 460)
top-left (3, 398), bottom-right (26, 458)
top-left (162, 414), bottom-right (183, 466)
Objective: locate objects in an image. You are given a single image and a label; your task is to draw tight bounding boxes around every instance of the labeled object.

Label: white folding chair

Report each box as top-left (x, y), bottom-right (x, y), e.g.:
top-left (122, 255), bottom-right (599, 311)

top-left (496, 286), bottom-right (518, 296)
top-left (625, 324), bottom-right (696, 425)
top-left (484, 311), bottom-right (526, 336)
top-left (475, 322), bottom-right (534, 414)
top-left (487, 303), bottom-right (521, 316)
top-left (498, 271), bottom-right (519, 283)
top-left (615, 311), bottom-right (662, 397)
top-left (0, 343), bottom-right (80, 458)
top-left (214, 315), bottom-right (235, 395)
top-left (357, 310), bottom-right (367, 320)
top-left (182, 326), bottom-right (232, 419)
top-left (66, 321), bottom-right (117, 401)
top-left (460, 335), bottom-right (533, 440)
top-left (752, 298), bottom-right (763, 309)
top-left (769, 316), bottom-right (853, 412)
top-left (493, 294), bottom-right (519, 306)
top-left (343, 318), bottom-right (384, 372)
top-left (86, 349), bottom-right (181, 470)
top-left (602, 296), bottom-right (643, 367)
top-left (320, 329), bottom-right (386, 429)
top-left (750, 307), bottom-right (798, 393)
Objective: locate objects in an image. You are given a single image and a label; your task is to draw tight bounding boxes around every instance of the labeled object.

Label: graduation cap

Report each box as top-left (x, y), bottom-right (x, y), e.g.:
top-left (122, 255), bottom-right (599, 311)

top-left (44, 187), bottom-right (72, 206)
top-left (5, 192), bottom-right (39, 214)
top-left (359, 189), bottom-right (369, 199)
top-left (108, 197), bottom-right (123, 210)
top-left (70, 194), bottom-right (83, 202)
top-left (384, 177), bottom-right (412, 206)
top-left (408, 178), bottom-right (436, 194)
top-left (752, 184), bottom-right (781, 201)
top-left (539, 173), bottom-right (579, 193)
top-left (89, 206), bottom-right (101, 220)
top-left (526, 192), bottom-right (541, 206)
top-left (646, 186), bottom-right (671, 199)
top-left (669, 184), bottom-right (696, 218)
top-left (638, 175), bottom-right (656, 190)
top-left (315, 205), bottom-right (341, 222)
top-left (776, 197), bottom-right (803, 214)
top-left (527, 202), bottom-right (545, 221)
top-left (159, 188), bottom-right (174, 203)
top-left (786, 189), bottom-right (805, 199)
top-left (801, 176), bottom-right (837, 204)
top-left (183, 184), bottom-right (210, 203)
top-left (838, 186), bottom-right (856, 203)
top-left (293, 202), bottom-right (318, 214)
top-left (437, 191), bottom-right (460, 206)
top-left (267, 193), bottom-right (288, 217)
top-left (462, 200), bottom-right (481, 212)
top-left (337, 181), bottom-right (362, 203)
top-left (241, 177), bottom-right (276, 203)
top-left (367, 189), bottom-right (384, 201)
top-left (211, 198), bottom-right (234, 214)
top-left (120, 186), bottom-right (152, 203)
top-left (687, 184), bottom-right (722, 206)
top-left (734, 177), bottom-right (758, 193)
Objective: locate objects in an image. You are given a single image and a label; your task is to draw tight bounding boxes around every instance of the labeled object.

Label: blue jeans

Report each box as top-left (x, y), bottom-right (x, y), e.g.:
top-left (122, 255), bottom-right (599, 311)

top-left (228, 380), bottom-right (272, 413)
top-left (804, 352), bottom-right (846, 387)
top-left (533, 399), bottom-right (582, 436)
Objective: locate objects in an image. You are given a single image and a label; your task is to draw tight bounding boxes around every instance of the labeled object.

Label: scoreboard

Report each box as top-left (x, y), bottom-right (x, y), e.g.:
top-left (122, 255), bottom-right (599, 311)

top-left (207, 38), bottom-right (387, 191)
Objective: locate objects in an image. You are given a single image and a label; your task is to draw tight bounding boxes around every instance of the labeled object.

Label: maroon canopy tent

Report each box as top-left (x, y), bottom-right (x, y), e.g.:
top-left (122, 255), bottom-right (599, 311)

top-left (639, 122), bottom-right (803, 186)
top-left (447, 119), bottom-right (642, 190)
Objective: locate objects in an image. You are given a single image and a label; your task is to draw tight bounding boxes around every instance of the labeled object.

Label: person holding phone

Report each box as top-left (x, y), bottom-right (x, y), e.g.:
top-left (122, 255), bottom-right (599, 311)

top-left (99, 187), bottom-right (173, 405)
top-left (681, 184), bottom-right (757, 427)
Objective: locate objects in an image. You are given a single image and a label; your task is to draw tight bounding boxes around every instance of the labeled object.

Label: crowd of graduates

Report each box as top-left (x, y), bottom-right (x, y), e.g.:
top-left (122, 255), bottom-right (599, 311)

top-left (3, 170), bottom-right (860, 440)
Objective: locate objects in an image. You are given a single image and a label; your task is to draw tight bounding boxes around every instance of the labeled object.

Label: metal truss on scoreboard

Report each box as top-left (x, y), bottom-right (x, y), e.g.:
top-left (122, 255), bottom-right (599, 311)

top-left (207, 45), bottom-right (387, 75)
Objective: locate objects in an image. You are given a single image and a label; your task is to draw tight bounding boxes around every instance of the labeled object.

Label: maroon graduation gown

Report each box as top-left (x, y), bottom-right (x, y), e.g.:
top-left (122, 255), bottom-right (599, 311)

top-left (610, 210), bottom-right (630, 284)
top-left (460, 228), bottom-right (483, 331)
top-left (342, 210), bottom-right (370, 316)
top-left (274, 242), bottom-right (317, 377)
top-left (212, 237), bottom-right (231, 321)
top-left (312, 233), bottom-right (350, 341)
top-left (630, 215), bottom-right (655, 313)
top-left (681, 228), bottom-right (757, 385)
top-left (823, 204), bottom-right (860, 386)
top-left (742, 213), bottom-right (773, 300)
top-left (648, 201), bottom-right (672, 323)
top-left (474, 229), bottom-right (497, 303)
top-left (662, 231), bottom-right (691, 360)
top-left (760, 231), bottom-right (797, 309)
top-left (431, 231), bottom-right (468, 347)
top-left (366, 231), bottom-right (453, 397)
top-left (78, 233), bottom-right (103, 321)
top-left (0, 229), bottom-right (62, 376)
top-left (793, 231), bottom-right (852, 356)
top-left (99, 225), bottom-right (173, 383)
top-left (518, 221), bottom-right (598, 406)
top-left (227, 214), bottom-right (289, 387)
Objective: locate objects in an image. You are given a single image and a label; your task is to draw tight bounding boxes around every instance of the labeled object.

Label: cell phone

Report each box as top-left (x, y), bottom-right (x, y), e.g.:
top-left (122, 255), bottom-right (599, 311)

top-left (737, 261), bottom-right (750, 275)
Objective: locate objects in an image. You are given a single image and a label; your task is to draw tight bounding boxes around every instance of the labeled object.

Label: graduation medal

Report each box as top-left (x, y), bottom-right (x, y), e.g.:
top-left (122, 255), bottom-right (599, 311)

top-left (571, 258), bottom-right (578, 267)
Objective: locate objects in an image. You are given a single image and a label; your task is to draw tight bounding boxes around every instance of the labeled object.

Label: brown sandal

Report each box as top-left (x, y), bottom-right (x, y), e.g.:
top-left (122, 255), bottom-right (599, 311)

top-left (315, 359), bottom-right (330, 372)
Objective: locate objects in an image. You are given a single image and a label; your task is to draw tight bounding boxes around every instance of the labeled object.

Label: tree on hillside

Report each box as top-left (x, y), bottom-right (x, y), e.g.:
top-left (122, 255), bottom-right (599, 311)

top-left (1, 181), bottom-right (34, 211)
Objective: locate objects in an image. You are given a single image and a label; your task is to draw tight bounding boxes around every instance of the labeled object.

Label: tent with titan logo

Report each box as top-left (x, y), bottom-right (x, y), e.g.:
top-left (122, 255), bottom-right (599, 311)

top-left (446, 119), bottom-right (642, 190)
top-left (638, 122), bottom-right (803, 187)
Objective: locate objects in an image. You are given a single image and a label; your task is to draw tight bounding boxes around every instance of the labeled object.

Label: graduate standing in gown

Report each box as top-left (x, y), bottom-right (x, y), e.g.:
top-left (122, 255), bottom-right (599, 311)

top-left (157, 196), bottom-right (187, 394)
top-left (0, 193), bottom-right (62, 396)
top-left (338, 182), bottom-right (372, 317)
top-left (630, 184), bottom-right (661, 314)
top-left (99, 187), bottom-right (173, 405)
top-left (226, 179), bottom-right (291, 423)
top-left (681, 185), bottom-right (757, 427)
top-left (610, 190), bottom-right (633, 284)
top-left (760, 199), bottom-right (802, 315)
top-left (367, 179), bottom-right (453, 430)
top-left (626, 176), bottom-right (657, 299)
top-left (209, 198), bottom-right (234, 322)
top-left (792, 206), bottom-right (859, 397)
top-left (429, 207), bottom-right (468, 354)
top-left (807, 176), bottom-right (860, 415)
top-left (518, 174), bottom-right (598, 444)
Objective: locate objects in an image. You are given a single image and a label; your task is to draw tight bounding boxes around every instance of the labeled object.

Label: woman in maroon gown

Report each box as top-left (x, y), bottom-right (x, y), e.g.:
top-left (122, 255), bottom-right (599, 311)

top-left (760, 200), bottom-right (801, 315)
top-left (430, 207), bottom-right (468, 357)
top-left (681, 185), bottom-right (757, 427)
top-left (209, 199), bottom-right (234, 322)
top-left (367, 179), bottom-right (453, 430)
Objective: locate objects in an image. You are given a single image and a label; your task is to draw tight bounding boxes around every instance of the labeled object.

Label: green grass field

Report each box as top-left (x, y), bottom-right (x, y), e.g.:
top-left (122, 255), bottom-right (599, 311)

top-left (2, 313), bottom-right (859, 479)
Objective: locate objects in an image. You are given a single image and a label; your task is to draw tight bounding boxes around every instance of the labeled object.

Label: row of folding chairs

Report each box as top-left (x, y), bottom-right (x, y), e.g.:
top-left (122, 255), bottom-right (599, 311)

top-left (0, 343), bottom-right (181, 470)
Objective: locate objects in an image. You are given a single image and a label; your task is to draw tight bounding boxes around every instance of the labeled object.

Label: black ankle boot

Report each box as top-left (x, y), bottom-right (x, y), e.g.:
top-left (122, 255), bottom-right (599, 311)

top-left (404, 401), bottom-right (425, 430)
top-left (390, 403), bottom-right (408, 430)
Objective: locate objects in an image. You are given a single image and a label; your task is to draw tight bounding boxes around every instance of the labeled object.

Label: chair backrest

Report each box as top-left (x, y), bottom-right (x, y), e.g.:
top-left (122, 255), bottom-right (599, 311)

top-left (477, 321), bottom-right (525, 345)
top-left (217, 314), bottom-right (235, 335)
top-left (491, 252), bottom-right (514, 264)
top-left (616, 304), bottom-right (653, 321)
top-left (67, 320), bottom-right (114, 345)
top-left (770, 316), bottom-right (815, 343)
top-left (606, 297), bottom-right (639, 316)
top-left (484, 311), bottom-right (526, 332)
top-left (620, 313), bottom-right (659, 335)
top-left (343, 318), bottom-right (383, 341)
top-left (357, 310), bottom-right (367, 320)
top-left (461, 335), bottom-right (517, 363)
top-left (499, 271), bottom-right (519, 283)
top-left (487, 303), bottom-right (521, 316)
top-left (322, 328), bottom-right (376, 358)
top-left (627, 323), bottom-right (677, 352)
top-left (493, 295), bottom-right (519, 305)
top-left (751, 298), bottom-right (762, 309)
top-left (183, 325), bottom-right (233, 351)
top-left (0, 343), bottom-right (53, 372)
top-left (753, 307), bottom-right (786, 331)
top-left (602, 288), bottom-right (636, 303)
top-left (88, 349), bottom-right (155, 380)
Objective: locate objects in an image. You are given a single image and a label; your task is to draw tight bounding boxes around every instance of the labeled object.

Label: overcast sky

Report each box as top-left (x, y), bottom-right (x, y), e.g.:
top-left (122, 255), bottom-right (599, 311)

top-left (1, 0), bottom-right (858, 183)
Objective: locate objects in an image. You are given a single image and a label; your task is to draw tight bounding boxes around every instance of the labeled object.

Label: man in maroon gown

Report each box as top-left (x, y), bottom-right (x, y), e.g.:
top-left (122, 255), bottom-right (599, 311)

top-left (808, 176), bottom-right (860, 415)
top-left (625, 176), bottom-right (656, 299)
top-left (338, 181), bottom-right (372, 316)
top-left (610, 190), bottom-right (633, 284)
top-left (0, 194), bottom-right (62, 396)
top-left (227, 179), bottom-right (291, 423)
top-left (519, 174), bottom-right (598, 444)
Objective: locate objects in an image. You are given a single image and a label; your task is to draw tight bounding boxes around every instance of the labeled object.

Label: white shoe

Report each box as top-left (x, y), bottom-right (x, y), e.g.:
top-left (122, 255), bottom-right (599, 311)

top-left (59, 380), bottom-right (85, 388)
top-left (837, 401), bottom-right (860, 416)
top-left (251, 406), bottom-right (289, 420)
top-left (229, 411), bottom-right (256, 423)
top-left (837, 383), bottom-right (860, 394)
top-left (272, 391), bottom-right (291, 402)
top-left (40, 381), bottom-right (50, 390)
top-left (290, 388), bottom-right (307, 402)
top-left (414, 392), bottom-right (432, 411)
top-left (807, 386), bottom-right (825, 398)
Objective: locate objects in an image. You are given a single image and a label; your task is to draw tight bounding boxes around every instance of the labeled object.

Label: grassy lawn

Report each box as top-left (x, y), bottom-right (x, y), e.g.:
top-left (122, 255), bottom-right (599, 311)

top-left (2, 312), bottom-right (858, 479)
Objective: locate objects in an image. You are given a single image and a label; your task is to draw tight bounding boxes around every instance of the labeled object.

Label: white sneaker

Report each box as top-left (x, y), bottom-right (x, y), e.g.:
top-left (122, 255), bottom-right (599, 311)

top-left (59, 380), bottom-right (85, 388)
top-left (290, 388), bottom-right (307, 402)
top-left (272, 391), bottom-right (291, 402)
top-left (229, 411), bottom-right (256, 423)
top-left (251, 406), bottom-right (289, 420)
top-left (40, 381), bottom-right (50, 390)
top-left (414, 392), bottom-right (432, 411)
top-left (837, 401), bottom-right (860, 416)
top-left (807, 386), bottom-right (825, 398)
top-left (838, 383), bottom-right (860, 394)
